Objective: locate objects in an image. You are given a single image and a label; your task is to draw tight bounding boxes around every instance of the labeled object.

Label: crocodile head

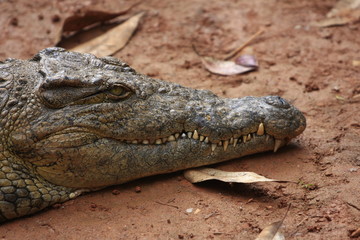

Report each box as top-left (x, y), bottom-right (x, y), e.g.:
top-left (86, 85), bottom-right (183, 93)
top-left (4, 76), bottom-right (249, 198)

top-left (0, 48), bottom-right (306, 189)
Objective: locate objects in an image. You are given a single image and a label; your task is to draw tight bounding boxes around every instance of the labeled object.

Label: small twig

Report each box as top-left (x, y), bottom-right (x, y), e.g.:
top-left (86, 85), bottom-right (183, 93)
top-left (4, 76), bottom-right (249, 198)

top-left (204, 212), bottom-right (220, 220)
top-left (223, 28), bottom-right (265, 60)
top-left (289, 216), bottom-right (309, 237)
top-left (270, 204), bottom-right (291, 236)
top-left (296, 216), bottom-right (309, 227)
top-left (346, 201), bottom-right (360, 211)
top-left (310, 215), bottom-right (327, 218)
top-left (155, 201), bottom-right (179, 209)
top-left (191, 43), bottom-right (203, 57)
top-left (282, 204), bottom-right (291, 221)
top-left (40, 223), bottom-right (57, 233)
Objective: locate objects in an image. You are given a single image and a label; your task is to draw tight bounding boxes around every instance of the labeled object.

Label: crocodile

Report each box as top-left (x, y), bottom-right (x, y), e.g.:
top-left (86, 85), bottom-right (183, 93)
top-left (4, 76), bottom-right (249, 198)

top-left (0, 47), bottom-right (306, 222)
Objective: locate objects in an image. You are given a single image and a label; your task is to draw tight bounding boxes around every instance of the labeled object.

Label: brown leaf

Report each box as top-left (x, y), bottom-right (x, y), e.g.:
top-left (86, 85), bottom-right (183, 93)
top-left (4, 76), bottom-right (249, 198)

top-left (54, 3), bottom-right (140, 45)
top-left (183, 167), bottom-right (279, 183)
top-left (62, 1), bottom-right (140, 33)
top-left (200, 56), bottom-right (256, 76)
top-left (62, 10), bottom-right (129, 33)
top-left (255, 205), bottom-right (290, 240)
top-left (58, 22), bottom-right (118, 50)
top-left (69, 12), bottom-right (145, 57)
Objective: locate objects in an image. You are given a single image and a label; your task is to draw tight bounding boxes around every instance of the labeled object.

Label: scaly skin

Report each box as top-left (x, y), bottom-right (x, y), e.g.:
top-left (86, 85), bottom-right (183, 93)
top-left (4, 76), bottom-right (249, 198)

top-left (0, 48), bottom-right (306, 222)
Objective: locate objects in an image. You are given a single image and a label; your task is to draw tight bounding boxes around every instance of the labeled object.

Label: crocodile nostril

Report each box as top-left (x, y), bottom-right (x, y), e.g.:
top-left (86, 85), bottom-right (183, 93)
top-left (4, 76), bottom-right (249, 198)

top-left (264, 96), bottom-right (291, 109)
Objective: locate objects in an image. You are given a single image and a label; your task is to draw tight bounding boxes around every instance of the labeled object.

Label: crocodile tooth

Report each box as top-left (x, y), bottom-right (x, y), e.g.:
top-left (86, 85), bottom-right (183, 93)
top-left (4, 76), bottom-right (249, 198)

top-left (247, 134), bottom-right (251, 141)
top-left (229, 137), bottom-right (234, 144)
top-left (218, 141), bottom-right (223, 146)
top-left (266, 135), bottom-right (270, 142)
top-left (155, 139), bottom-right (162, 144)
top-left (168, 135), bottom-right (176, 142)
top-left (204, 137), bottom-right (209, 143)
top-left (181, 133), bottom-right (186, 138)
top-left (193, 130), bottom-right (199, 140)
top-left (199, 135), bottom-right (205, 142)
top-left (211, 143), bottom-right (217, 151)
top-left (243, 135), bottom-right (247, 143)
top-left (175, 133), bottom-right (180, 139)
top-left (187, 132), bottom-right (193, 138)
top-left (257, 123), bottom-right (265, 136)
top-left (274, 139), bottom-right (283, 152)
top-left (233, 138), bottom-right (238, 147)
top-left (223, 140), bottom-right (229, 151)
top-left (132, 140), bottom-right (138, 144)
top-left (143, 140), bottom-right (149, 144)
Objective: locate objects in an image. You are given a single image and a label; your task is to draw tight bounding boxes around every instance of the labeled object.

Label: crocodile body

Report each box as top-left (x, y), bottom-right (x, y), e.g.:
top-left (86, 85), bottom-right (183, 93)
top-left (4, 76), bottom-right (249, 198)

top-left (0, 48), bottom-right (306, 222)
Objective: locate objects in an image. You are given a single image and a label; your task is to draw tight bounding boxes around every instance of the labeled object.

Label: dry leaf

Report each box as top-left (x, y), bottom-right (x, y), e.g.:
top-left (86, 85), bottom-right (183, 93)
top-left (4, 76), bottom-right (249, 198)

top-left (183, 167), bottom-right (279, 183)
top-left (255, 221), bottom-right (285, 240)
top-left (70, 12), bottom-right (145, 57)
top-left (235, 54), bottom-right (258, 68)
top-left (58, 22), bottom-right (120, 50)
top-left (62, 11), bottom-right (129, 33)
top-left (200, 57), bottom-right (256, 76)
top-left (255, 205), bottom-right (290, 240)
top-left (62, 2), bottom-right (140, 33)
top-left (193, 29), bottom-right (262, 75)
top-left (55, 2), bottom-right (140, 44)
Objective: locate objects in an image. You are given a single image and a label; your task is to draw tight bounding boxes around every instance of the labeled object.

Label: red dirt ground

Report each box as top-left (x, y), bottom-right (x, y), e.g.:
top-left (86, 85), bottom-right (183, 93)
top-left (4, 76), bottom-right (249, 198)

top-left (0, 0), bottom-right (359, 239)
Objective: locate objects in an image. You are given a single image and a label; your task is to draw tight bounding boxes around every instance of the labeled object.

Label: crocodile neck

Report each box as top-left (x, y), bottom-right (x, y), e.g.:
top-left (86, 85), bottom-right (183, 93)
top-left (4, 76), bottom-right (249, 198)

top-left (0, 145), bottom-right (75, 222)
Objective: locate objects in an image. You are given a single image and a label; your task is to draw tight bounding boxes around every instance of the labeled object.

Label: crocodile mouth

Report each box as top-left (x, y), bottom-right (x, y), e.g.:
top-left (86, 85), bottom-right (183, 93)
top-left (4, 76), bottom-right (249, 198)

top-left (119, 126), bottom-right (286, 153)
top-left (43, 122), bottom-right (287, 153)
top-left (39, 123), bottom-right (290, 152)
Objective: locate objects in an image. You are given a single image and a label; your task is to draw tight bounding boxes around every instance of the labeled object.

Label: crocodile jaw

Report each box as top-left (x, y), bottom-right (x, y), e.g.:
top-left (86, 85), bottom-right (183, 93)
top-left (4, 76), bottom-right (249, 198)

top-left (16, 96), bottom-right (304, 188)
top-left (33, 132), bottom-right (277, 188)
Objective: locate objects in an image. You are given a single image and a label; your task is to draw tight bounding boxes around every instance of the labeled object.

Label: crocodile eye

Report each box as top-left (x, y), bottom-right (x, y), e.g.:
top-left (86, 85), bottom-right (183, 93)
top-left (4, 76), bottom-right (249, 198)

top-left (106, 85), bottom-right (132, 99)
top-left (109, 86), bottom-right (125, 96)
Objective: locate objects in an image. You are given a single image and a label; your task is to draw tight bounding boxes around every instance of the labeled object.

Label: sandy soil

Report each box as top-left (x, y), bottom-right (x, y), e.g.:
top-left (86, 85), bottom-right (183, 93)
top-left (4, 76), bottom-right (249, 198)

top-left (0, 0), bottom-right (359, 239)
